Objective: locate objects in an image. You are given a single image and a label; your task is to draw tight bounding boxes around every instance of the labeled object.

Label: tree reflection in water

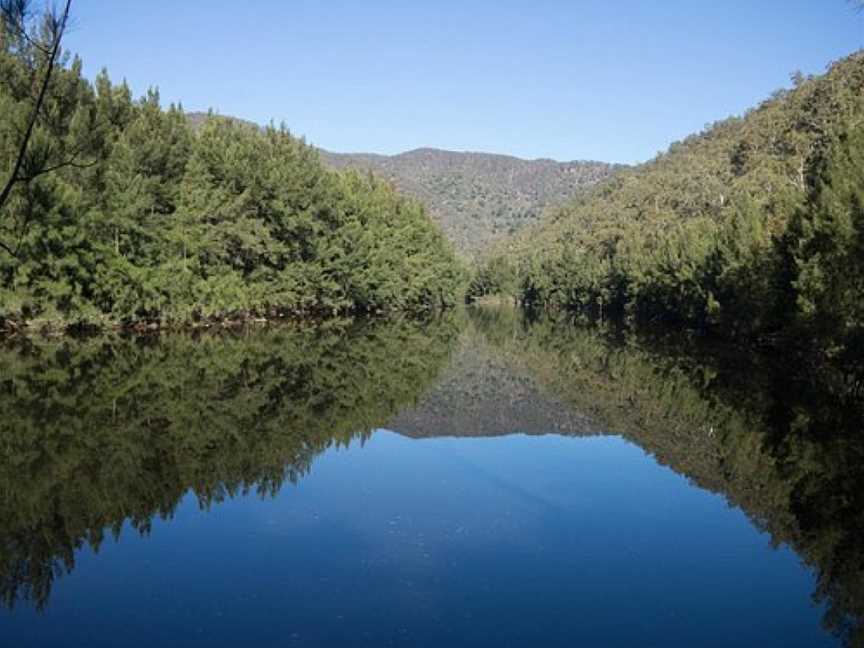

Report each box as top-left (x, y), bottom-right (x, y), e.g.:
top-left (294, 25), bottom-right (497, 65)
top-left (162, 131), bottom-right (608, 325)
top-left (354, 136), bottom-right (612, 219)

top-left (1, 307), bottom-right (862, 646)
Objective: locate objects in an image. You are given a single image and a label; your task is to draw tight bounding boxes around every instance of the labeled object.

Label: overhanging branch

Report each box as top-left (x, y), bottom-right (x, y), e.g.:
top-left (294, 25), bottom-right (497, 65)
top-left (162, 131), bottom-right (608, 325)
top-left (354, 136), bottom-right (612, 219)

top-left (0, 0), bottom-right (72, 215)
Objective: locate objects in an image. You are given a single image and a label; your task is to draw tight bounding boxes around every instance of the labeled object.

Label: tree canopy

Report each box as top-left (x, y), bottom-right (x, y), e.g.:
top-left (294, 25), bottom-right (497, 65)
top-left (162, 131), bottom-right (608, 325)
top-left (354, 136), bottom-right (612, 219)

top-left (0, 12), bottom-right (465, 330)
top-left (472, 52), bottom-right (864, 357)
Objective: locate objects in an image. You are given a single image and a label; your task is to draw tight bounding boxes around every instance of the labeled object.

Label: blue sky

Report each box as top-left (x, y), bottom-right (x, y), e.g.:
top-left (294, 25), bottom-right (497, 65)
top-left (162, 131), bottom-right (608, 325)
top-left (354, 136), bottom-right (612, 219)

top-left (65, 1), bottom-right (863, 164)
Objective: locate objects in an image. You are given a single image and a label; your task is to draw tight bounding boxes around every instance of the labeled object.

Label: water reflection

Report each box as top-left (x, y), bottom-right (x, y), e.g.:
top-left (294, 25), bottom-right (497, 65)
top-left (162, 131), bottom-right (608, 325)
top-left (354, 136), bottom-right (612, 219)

top-left (0, 316), bottom-right (460, 611)
top-left (470, 306), bottom-right (864, 647)
top-left (0, 307), bottom-right (862, 646)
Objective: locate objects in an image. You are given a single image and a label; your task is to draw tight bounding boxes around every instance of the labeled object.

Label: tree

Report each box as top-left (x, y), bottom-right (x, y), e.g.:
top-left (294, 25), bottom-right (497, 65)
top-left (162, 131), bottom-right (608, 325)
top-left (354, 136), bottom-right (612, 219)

top-left (0, 32), bottom-right (465, 326)
top-left (788, 126), bottom-right (864, 346)
top-left (0, 0), bottom-right (74, 258)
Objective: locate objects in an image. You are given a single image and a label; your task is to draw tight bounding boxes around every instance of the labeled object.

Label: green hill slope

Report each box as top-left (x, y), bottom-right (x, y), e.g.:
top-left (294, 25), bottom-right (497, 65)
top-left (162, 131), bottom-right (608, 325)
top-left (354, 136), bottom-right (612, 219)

top-left (0, 69), bottom-right (465, 330)
top-left (186, 114), bottom-right (622, 259)
top-left (480, 52), bottom-right (864, 354)
top-left (321, 148), bottom-right (621, 258)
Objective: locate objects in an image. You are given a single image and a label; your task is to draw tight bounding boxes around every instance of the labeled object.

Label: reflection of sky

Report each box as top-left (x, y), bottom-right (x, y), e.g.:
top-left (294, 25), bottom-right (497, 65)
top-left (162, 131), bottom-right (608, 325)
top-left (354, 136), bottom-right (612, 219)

top-left (3, 431), bottom-right (834, 647)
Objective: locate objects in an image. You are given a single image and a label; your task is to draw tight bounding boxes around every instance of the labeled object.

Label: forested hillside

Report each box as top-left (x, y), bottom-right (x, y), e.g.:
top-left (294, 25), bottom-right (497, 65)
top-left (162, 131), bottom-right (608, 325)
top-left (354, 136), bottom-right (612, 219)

top-left (474, 52), bottom-right (864, 357)
top-left (322, 148), bottom-right (620, 258)
top-left (0, 11), bottom-right (463, 331)
top-left (187, 116), bottom-right (620, 260)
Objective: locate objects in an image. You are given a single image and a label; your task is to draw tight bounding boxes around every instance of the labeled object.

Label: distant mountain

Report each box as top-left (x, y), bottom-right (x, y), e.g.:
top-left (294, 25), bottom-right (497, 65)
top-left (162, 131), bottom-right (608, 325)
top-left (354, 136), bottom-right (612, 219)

top-left (321, 148), bottom-right (623, 258)
top-left (185, 112), bottom-right (622, 258)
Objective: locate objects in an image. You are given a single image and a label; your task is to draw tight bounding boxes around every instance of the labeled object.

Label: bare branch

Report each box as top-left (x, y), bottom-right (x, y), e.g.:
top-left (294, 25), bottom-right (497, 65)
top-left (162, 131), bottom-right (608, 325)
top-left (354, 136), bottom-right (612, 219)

top-left (0, 1), bottom-right (53, 57)
top-left (0, 0), bottom-right (31, 28)
top-left (16, 152), bottom-right (98, 182)
top-left (0, 7), bottom-right (51, 56)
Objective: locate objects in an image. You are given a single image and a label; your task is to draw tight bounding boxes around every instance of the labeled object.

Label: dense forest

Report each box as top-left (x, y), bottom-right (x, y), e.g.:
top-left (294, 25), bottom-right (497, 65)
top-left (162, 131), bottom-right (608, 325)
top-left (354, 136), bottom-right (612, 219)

top-left (2, 2), bottom-right (862, 646)
top-left (3, 1), bottom-right (862, 349)
top-left (471, 52), bottom-right (864, 359)
top-left (0, 4), bottom-right (464, 331)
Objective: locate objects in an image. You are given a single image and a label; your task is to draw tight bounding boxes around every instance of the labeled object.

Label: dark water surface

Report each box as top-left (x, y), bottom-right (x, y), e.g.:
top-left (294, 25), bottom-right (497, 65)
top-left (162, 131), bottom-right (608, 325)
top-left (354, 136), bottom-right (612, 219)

top-left (1, 308), bottom-right (862, 647)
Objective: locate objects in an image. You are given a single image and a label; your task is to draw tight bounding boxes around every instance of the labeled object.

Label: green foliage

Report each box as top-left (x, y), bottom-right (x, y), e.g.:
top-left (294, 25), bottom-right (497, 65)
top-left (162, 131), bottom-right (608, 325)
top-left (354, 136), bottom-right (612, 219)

top-left (786, 125), bottom-right (864, 348)
top-left (322, 147), bottom-right (621, 259)
top-left (0, 46), bottom-right (464, 328)
top-left (483, 52), bottom-right (864, 353)
top-left (465, 253), bottom-right (519, 301)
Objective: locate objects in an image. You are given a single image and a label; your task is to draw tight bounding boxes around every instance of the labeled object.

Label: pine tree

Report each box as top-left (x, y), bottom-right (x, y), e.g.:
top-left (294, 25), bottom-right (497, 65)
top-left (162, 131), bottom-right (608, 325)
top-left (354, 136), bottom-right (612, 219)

top-left (789, 126), bottom-right (864, 346)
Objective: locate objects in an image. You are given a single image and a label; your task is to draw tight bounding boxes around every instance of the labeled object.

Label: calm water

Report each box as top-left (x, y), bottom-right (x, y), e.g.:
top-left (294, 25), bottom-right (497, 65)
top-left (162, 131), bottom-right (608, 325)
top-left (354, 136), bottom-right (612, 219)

top-left (1, 308), bottom-right (862, 647)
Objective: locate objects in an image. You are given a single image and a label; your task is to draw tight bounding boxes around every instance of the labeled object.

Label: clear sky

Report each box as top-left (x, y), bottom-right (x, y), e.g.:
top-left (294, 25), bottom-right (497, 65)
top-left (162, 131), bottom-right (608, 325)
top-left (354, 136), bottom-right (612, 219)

top-left (64, 1), bottom-right (863, 164)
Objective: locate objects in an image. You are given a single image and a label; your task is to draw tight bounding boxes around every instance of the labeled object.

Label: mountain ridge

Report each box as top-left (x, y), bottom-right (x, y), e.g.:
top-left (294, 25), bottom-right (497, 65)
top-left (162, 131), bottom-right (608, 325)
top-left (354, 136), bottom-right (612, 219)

top-left (323, 145), bottom-right (605, 165)
top-left (320, 146), bottom-right (622, 257)
top-left (184, 112), bottom-right (622, 258)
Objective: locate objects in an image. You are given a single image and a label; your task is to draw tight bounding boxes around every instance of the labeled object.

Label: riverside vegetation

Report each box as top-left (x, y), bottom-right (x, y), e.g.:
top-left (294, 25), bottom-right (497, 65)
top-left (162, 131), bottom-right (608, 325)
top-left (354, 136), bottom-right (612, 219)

top-left (2, 1), bottom-right (863, 355)
top-left (2, 3), bottom-right (864, 647)
top-left (0, 3), bottom-right (464, 331)
top-left (470, 52), bottom-right (864, 363)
